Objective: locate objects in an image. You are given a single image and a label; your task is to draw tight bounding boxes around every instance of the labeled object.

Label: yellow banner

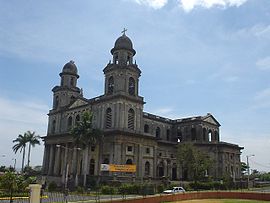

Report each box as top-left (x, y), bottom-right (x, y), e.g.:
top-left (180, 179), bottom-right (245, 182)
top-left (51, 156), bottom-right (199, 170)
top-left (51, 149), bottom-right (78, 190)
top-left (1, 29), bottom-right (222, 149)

top-left (109, 164), bottom-right (136, 173)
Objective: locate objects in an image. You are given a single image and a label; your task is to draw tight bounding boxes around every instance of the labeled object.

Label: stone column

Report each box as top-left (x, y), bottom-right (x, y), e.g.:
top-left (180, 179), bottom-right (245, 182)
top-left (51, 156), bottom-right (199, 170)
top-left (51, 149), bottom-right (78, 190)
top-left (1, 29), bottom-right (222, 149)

top-left (48, 145), bottom-right (55, 175)
top-left (53, 146), bottom-right (61, 175)
top-left (62, 144), bottom-right (68, 184)
top-left (116, 103), bottom-right (120, 128)
top-left (153, 146), bottom-right (157, 179)
top-left (29, 184), bottom-right (42, 203)
top-left (138, 144), bottom-right (143, 179)
top-left (42, 145), bottom-right (48, 174)
top-left (164, 159), bottom-right (168, 177)
top-left (72, 147), bottom-right (77, 175)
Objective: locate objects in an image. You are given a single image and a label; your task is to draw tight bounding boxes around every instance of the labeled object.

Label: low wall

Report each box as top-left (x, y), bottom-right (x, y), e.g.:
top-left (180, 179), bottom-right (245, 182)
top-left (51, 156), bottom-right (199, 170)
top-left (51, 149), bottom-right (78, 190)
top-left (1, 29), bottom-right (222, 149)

top-left (111, 191), bottom-right (270, 203)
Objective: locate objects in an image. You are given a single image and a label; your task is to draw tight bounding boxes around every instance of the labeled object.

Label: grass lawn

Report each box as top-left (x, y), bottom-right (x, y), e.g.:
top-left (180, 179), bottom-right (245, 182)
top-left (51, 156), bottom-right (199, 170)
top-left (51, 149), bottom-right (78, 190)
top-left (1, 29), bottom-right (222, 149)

top-left (175, 199), bottom-right (270, 203)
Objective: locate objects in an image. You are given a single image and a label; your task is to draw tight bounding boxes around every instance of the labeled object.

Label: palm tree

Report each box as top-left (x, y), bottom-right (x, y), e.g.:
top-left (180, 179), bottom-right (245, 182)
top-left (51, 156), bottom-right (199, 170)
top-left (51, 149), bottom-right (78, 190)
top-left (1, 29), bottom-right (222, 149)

top-left (71, 111), bottom-right (103, 186)
top-left (12, 133), bottom-right (28, 173)
top-left (25, 131), bottom-right (40, 167)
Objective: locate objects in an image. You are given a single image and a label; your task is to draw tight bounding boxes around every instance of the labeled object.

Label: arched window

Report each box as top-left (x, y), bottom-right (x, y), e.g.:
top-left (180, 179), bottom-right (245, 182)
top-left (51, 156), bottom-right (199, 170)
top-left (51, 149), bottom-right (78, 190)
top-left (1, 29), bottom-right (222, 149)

top-left (166, 129), bottom-right (170, 141)
top-left (191, 128), bottom-right (196, 141)
top-left (70, 77), bottom-right (74, 86)
top-left (128, 108), bottom-right (135, 130)
top-left (177, 131), bottom-right (182, 142)
top-left (144, 124), bottom-right (149, 133)
top-left (208, 130), bottom-right (212, 142)
top-left (106, 108), bottom-right (112, 128)
top-left (67, 116), bottom-right (72, 130)
top-left (52, 120), bottom-right (56, 134)
top-left (172, 164), bottom-right (177, 180)
top-left (89, 159), bottom-right (95, 175)
top-left (157, 161), bottom-right (164, 177)
top-left (54, 96), bottom-right (59, 109)
top-left (128, 77), bottom-right (135, 96)
top-left (114, 54), bottom-right (119, 64)
top-left (75, 115), bottom-right (80, 123)
top-left (127, 55), bottom-right (130, 65)
top-left (70, 96), bottom-right (76, 103)
top-left (108, 76), bottom-right (114, 94)
top-left (156, 127), bottom-right (160, 138)
top-left (126, 159), bottom-right (133, 165)
top-left (214, 131), bottom-right (219, 141)
top-left (203, 128), bottom-right (207, 141)
top-left (145, 161), bottom-right (150, 176)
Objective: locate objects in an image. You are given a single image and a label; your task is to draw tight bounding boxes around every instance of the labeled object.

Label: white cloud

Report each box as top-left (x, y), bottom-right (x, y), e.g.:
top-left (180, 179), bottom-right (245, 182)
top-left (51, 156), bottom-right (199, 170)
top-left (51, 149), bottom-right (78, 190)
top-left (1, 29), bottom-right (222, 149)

top-left (132, 0), bottom-right (168, 9)
top-left (223, 131), bottom-right (270, 171)
top-left (256, 56), bottom-right (270, 71)
top-left (0, 97), bottom-right (48, 168)
top-left (179, 0), bottom-right (248, 12)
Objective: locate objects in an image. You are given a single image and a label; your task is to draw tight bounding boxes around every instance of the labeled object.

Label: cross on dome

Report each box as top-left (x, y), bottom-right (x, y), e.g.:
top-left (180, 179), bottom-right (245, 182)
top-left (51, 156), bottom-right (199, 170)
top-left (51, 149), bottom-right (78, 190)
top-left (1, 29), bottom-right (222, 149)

top-left (121, 28), bottom-right (127, 35)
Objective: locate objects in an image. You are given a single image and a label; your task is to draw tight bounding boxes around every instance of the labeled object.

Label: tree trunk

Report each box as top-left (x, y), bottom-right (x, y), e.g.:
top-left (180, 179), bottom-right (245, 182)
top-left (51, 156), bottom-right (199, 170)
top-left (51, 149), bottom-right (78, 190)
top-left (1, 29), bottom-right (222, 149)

top-left (27, 144), bottom-right (31, 167)
top-left (21, 147), bottom-right (25, 173)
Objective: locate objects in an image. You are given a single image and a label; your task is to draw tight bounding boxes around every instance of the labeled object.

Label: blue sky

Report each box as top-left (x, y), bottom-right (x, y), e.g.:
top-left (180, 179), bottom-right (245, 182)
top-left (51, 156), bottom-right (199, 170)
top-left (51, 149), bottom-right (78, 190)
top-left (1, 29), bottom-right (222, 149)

top-left (0, 0), bottom-right (270, 172)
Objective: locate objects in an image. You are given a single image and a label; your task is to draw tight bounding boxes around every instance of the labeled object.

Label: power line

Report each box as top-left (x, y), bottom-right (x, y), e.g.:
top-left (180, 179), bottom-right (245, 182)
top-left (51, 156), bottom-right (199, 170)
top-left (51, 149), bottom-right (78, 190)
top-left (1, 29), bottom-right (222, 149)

top-left (249, 159), bottom-right (270, 169)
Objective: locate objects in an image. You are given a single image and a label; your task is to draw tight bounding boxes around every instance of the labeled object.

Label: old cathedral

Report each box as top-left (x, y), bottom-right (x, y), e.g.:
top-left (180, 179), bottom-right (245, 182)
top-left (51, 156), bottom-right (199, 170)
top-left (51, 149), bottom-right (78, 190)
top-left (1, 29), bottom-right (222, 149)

top-left (42, 32), bottom-right (243, 186)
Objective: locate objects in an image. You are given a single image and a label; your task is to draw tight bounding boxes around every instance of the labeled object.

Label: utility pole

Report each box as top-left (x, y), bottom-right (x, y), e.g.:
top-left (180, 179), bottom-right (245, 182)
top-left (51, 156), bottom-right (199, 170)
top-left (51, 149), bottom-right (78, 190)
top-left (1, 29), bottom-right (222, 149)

top-left (247, 154), bottom-right (255, 190)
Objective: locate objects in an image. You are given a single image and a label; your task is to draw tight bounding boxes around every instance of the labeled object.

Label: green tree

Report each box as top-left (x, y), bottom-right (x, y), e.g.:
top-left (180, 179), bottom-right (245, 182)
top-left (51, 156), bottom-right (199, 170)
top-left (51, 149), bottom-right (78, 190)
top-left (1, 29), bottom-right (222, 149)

top-left (71, 111), bottom-right (103, 186)
top-left (25, 131), bottom-right (40, 167)
top-left (0, 166), bottom-right (7, 172)
top-left (12, 133), bottom-right (28, 172)
top-left (177, 143), bottom-right (213, 182)
top-left (0, 171), bottom-right (17, 201)
top-left (241, 162), bottom-right (248, 175)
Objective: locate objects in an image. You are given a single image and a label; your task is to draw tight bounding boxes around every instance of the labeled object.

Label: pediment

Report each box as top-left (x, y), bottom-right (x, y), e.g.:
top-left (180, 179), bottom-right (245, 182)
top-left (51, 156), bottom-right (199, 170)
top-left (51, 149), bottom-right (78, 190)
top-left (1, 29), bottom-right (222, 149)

top-left (202, 114), bottom-right (220, 126)
top-left (69, 98), bottom-right (89, 109)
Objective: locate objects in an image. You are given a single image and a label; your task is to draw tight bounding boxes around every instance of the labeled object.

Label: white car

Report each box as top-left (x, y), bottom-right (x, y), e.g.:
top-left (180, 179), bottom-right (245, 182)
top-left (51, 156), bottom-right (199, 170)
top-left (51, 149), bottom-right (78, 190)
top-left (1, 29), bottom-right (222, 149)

top-left (163, 187), bottom-right (185, 194)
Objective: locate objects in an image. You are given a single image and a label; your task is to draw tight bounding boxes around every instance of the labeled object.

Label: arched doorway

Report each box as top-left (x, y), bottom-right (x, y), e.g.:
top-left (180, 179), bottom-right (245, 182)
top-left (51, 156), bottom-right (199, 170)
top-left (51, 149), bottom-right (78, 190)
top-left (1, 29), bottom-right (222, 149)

top-left (157, 162), bottom-right (164, 177)
top-left (172, 164), bottom-right (177, 180)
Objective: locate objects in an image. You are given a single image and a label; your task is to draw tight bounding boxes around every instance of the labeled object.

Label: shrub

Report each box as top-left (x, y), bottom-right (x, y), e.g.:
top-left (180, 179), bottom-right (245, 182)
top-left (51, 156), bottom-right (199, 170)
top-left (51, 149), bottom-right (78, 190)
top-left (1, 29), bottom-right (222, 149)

top-left (76, 186), bottom-right (85, 193)
top-left (48, 181), bottom-right (57, 192)
top-left (101, 185), bottom-right (116, 195)
top-left (157, 184), bottom-right (165, 193)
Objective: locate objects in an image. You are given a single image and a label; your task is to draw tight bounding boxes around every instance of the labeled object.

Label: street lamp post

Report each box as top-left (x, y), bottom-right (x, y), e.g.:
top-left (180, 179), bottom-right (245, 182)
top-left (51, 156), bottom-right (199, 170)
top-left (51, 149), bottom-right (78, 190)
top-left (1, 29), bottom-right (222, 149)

top-left (246, 154), bottom-right (255, 190)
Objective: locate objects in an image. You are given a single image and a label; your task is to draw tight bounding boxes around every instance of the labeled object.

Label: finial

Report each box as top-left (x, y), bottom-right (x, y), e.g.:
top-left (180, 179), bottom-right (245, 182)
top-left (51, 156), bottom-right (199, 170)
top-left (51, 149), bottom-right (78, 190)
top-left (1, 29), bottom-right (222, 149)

top-left (80, 88), bottom-right (83, 96)
top-left (121, 28), bottom-right (127, 36)
top-left (70, 60), bottom-right (75, 64)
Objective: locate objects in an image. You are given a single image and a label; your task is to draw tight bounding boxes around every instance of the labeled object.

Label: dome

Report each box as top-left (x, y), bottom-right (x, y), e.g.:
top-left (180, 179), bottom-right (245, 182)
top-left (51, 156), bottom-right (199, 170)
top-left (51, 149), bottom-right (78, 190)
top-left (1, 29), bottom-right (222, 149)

top-left (62, 60), bottom-right (78, 75)
top-left (111, 34), bottom-right (136, 55)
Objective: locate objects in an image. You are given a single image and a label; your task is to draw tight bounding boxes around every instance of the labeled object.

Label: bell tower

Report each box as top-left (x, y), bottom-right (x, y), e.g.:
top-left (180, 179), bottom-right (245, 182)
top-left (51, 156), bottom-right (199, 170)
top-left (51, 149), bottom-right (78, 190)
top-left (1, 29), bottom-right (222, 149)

top-left (103, 30), bottom-right (141, 97)
top-left (52, 61), bottom-right (81, 110)
top-left (102, 30), bottom-right (144, 132)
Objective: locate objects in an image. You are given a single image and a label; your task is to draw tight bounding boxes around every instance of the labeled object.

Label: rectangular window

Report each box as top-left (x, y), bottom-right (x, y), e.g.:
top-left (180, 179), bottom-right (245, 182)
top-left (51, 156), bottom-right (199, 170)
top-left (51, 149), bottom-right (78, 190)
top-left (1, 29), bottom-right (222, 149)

top-left (146, 148), bottom-right (150, 154)
top-left (91, 146), bottom-right (95, 152)
top-left (127, 146), bottom-right (133, 152)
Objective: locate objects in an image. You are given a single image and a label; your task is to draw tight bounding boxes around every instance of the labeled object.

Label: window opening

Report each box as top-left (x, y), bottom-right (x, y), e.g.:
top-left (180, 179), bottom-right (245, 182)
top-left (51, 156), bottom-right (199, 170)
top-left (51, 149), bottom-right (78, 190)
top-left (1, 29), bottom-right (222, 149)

top-left (106, 108), bottom-right (112, 128)
top-left (128, 109), bottom-right (135, 130)
top-left (128, 77), bottom-right (135, 96)
top-left (144, 124), bottom-right (149, 133)
top-left (145, 161), bottom-right (150, 176)
top-left (156, 127), bottom-right (160, 138)
top-left (108, 76), bottom-right (114, 94)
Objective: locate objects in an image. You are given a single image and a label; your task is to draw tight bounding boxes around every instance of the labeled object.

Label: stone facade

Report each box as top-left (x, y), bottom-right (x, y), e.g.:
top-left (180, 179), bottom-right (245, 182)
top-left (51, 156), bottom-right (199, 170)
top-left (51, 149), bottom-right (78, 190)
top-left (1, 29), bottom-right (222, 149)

top-left (42, 33), bottom-right (243, 186)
